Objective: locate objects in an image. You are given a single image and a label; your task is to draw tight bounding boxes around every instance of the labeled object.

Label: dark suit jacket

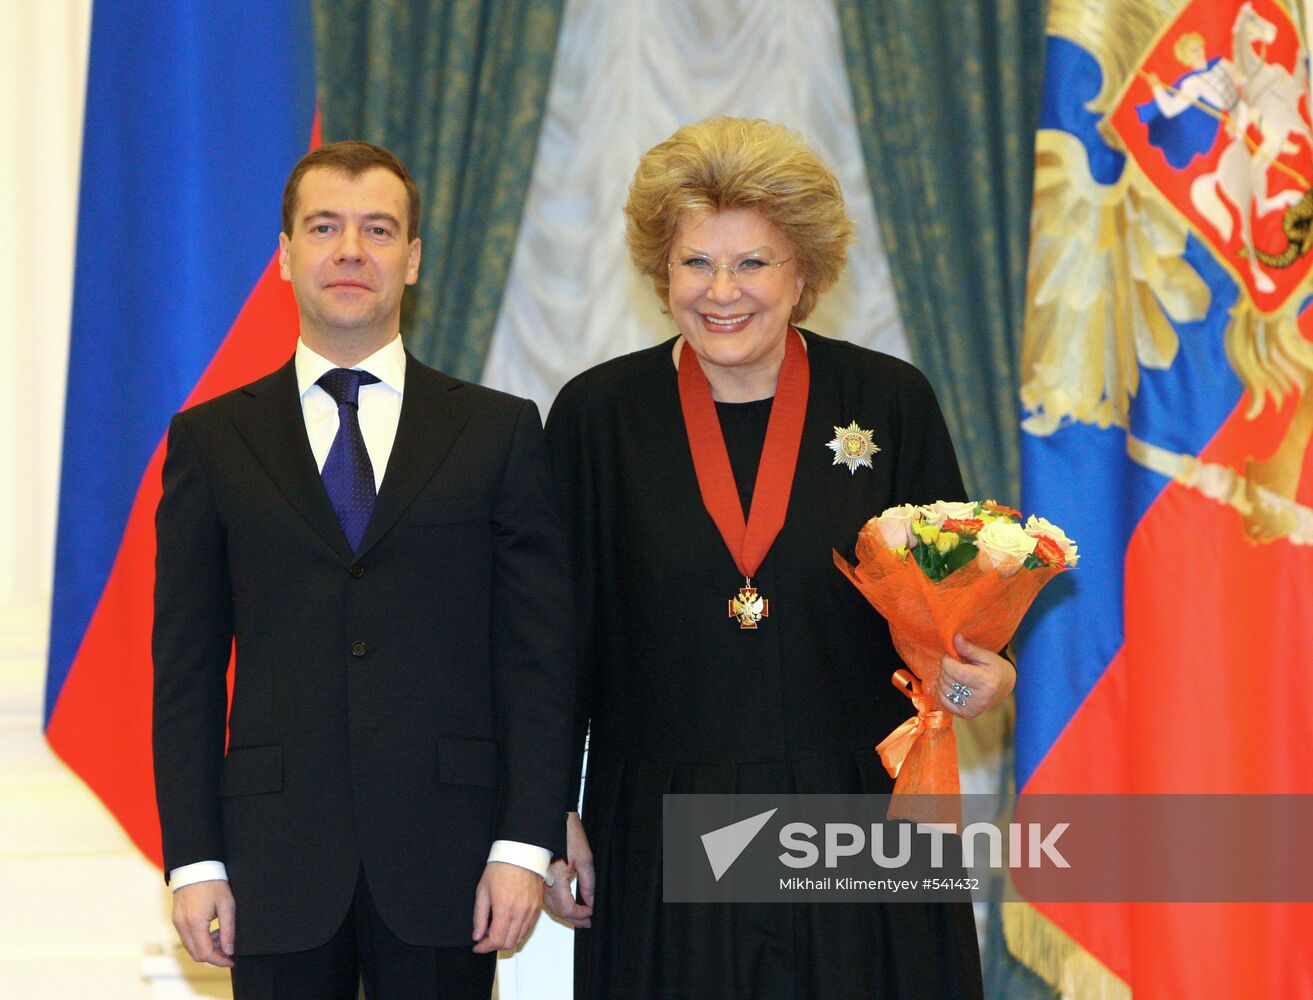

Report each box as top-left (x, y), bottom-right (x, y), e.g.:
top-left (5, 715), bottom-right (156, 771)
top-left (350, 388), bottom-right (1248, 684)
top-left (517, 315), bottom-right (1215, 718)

top-left (152, 352), bottom-right (572, 954)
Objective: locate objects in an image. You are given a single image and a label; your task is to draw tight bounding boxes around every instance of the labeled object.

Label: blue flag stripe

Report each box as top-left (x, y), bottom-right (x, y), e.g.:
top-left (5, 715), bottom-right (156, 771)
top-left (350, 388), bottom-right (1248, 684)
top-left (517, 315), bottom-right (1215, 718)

top-left (48, 2), bottom-right (315, 723)
top-left (1017, 41), bottom-right (1247, 789)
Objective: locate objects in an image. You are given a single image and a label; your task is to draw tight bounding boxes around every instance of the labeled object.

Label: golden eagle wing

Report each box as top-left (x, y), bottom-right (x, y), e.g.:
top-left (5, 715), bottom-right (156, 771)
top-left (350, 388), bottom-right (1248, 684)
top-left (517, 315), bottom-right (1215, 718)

top-left (1021, 129), bottom-right (1211, 436)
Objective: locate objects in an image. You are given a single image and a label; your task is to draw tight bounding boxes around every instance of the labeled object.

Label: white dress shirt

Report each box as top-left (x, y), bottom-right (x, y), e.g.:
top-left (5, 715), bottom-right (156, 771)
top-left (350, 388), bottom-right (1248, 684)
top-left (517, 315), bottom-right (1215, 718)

top-left (170, 336), bottom-right (552, 890)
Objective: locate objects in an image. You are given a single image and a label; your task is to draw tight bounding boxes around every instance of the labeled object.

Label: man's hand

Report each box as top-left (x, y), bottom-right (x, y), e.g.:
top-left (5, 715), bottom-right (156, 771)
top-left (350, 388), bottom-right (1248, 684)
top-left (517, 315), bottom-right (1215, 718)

top-left (545, 811), bottom-right (594, 928)
top-left (471, 861), bottom-right (545, 954)
top-left (171, 880), bottom-right (235, 968)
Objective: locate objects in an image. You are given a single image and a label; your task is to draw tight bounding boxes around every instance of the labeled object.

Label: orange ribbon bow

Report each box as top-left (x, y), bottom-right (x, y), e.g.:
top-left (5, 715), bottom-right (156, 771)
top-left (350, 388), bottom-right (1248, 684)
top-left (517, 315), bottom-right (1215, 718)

top-left (875, 668), bottom-right (953, 779)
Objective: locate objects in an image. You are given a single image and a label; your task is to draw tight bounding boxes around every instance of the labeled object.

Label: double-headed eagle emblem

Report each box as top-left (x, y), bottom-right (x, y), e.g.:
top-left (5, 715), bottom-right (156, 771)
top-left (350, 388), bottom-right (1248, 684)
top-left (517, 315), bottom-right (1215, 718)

top-left (1026, 0), bottom-right (1313, 544)
top-left (826, 421), bottom-right (879, 474)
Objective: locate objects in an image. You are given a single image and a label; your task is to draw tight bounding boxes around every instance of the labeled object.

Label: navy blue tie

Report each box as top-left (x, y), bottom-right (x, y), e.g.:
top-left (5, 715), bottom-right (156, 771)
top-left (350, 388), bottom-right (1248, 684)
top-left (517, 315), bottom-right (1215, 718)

top-left (317, 368), bottom-right (381, 551)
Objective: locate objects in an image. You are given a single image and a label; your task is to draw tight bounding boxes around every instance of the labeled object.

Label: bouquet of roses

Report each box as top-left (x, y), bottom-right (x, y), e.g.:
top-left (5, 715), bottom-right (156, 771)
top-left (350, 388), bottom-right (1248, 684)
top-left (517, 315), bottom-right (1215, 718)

top-left (834, 500), bottom-right (1077, 821)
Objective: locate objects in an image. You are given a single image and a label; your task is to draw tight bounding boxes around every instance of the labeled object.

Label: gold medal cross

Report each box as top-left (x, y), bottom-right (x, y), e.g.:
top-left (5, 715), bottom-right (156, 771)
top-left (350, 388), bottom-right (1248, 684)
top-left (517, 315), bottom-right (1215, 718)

top-left (728, 584), bottom-right (768, 629)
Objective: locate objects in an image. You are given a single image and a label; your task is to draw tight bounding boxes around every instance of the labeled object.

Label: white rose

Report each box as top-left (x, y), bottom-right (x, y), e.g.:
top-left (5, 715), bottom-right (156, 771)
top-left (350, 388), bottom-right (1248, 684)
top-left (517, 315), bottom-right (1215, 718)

top-left (918, 500), bottom-right (978, 527)
top-left (1024, 515), bottom-right (1079, 566)
top-left (975, 518), bottom-right (1038, 574)
top-left (875, 504), bottom-right (920, 548)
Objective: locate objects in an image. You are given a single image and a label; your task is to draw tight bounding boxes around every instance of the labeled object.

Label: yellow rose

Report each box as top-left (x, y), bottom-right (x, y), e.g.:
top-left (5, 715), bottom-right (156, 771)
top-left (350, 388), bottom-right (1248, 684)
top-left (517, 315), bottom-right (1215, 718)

top-left (935, 530), bottom-right (960, 554)
top-left (912, 521), bottom-right (941, 546)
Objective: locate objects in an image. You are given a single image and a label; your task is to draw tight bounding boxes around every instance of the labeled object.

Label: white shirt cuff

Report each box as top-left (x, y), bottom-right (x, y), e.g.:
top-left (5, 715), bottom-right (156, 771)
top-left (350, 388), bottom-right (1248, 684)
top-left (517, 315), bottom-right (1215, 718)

top-left (173, 845), bottom-right (552, 891)
top-left (487, 840), bottom-right (553, 886)
top-left (169, 860), bottom-right (229, 890)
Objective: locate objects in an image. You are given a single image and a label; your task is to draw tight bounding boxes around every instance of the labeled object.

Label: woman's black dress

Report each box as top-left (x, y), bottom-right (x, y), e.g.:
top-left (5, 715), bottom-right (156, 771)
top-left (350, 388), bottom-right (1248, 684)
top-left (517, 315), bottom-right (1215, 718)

top-left (545, 329), bottom-right (983, 1000)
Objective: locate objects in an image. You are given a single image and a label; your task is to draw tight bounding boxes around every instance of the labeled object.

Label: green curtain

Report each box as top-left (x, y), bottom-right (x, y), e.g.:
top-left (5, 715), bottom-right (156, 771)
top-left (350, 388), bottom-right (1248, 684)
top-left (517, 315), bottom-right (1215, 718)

top-left (313, 0), bottom-right (564, 381)
top-left (837, 0), bottom-right (1047, 505)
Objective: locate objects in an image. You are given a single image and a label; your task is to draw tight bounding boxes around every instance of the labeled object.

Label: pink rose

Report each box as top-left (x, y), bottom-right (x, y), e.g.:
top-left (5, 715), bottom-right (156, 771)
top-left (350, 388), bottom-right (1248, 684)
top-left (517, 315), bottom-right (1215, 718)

top-left (876, 504), bottom-right (920, 548)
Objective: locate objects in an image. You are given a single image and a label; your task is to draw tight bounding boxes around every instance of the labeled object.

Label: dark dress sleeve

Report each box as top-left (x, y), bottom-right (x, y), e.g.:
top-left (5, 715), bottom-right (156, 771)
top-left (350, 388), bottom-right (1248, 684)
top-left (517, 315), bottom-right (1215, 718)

top-left (544, 378), bottom-right (602, 812)
top-left (890, 360), bottom-right (1013, 661)
top-left (891, 362), bottom-right (968, 506)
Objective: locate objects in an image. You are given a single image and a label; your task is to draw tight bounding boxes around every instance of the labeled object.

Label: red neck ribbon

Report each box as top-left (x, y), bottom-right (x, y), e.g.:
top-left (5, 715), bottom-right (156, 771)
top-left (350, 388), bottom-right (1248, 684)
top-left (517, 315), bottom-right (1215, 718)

top-left (677, 328), bottom-right (810, 580)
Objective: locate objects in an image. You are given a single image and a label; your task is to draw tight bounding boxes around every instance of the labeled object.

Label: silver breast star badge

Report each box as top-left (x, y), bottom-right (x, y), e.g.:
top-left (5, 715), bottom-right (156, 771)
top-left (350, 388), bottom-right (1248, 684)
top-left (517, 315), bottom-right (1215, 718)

top-left (826, 420), bottom-right (879, 474)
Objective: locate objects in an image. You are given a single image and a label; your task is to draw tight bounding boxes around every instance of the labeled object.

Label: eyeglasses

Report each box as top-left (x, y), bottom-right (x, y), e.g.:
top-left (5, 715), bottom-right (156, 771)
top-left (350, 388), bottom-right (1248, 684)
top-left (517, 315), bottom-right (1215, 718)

top-left (667, 254), bottom-right (794, 285)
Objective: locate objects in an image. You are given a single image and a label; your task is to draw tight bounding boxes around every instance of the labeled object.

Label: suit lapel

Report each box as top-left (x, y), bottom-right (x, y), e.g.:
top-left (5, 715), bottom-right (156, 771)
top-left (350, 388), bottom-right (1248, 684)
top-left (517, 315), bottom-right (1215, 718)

top-left (355, 353), bottom-right (470, 558)
top-left (230, 358), bottom-right (354, 559)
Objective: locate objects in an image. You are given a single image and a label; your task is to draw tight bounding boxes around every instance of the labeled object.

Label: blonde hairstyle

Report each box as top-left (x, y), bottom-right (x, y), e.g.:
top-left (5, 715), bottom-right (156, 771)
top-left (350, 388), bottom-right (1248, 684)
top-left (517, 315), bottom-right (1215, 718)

top-left (624, 117), bottom-right (853, 322)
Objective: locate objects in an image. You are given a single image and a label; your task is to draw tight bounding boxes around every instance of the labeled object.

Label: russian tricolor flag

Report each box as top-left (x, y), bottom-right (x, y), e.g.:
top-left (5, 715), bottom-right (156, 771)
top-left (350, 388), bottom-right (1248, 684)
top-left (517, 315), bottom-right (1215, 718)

top-left (47, 3), bottom-right (317, 865)
top-left (1015, 2), bottom-right (1313, 994)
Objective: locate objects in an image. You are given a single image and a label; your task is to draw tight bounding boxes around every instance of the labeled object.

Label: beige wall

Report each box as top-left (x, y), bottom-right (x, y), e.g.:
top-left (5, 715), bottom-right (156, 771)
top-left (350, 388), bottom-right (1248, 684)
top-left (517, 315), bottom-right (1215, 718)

top-left (0, 5), bottom-right (183, 998)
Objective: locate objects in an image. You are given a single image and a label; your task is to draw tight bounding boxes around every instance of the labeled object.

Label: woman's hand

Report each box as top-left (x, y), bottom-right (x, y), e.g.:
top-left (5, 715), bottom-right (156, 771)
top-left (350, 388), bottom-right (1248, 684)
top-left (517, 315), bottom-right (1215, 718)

top-left (545, 811), bottom-right (595, 928)
top-left (938, 634), bottom-right (1015, 720)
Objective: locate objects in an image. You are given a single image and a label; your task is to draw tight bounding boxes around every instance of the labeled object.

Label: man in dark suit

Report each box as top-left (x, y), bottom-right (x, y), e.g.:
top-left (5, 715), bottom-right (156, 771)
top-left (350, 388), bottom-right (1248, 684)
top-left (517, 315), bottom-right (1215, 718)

top-left (152, 141), bottom-right (572, 999)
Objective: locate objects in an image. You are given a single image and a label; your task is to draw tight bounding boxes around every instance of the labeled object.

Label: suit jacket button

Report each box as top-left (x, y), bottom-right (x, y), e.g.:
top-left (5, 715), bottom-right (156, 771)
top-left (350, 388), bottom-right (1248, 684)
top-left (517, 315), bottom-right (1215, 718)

top-left (351, 641), bottom-right (367, 657)
top-left (350, 564), bottom-right (365, 578)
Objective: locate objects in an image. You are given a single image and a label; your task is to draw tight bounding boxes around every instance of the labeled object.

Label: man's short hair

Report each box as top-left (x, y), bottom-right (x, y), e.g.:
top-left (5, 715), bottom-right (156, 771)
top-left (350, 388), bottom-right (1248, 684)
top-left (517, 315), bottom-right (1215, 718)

top-left (281, 140), bottom-right (422, 241)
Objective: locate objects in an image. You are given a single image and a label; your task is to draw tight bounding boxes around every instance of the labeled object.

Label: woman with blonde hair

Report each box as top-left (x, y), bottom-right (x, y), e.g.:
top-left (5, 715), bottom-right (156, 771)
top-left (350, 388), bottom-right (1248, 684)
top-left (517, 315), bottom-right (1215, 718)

top-left (545, 117), bottom-right (1005, 998)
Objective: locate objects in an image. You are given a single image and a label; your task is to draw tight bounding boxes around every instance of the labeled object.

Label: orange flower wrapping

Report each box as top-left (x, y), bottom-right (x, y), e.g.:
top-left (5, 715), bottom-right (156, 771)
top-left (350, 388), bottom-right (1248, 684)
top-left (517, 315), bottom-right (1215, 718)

top-left (834, 520), bottom-right (1067, 822)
